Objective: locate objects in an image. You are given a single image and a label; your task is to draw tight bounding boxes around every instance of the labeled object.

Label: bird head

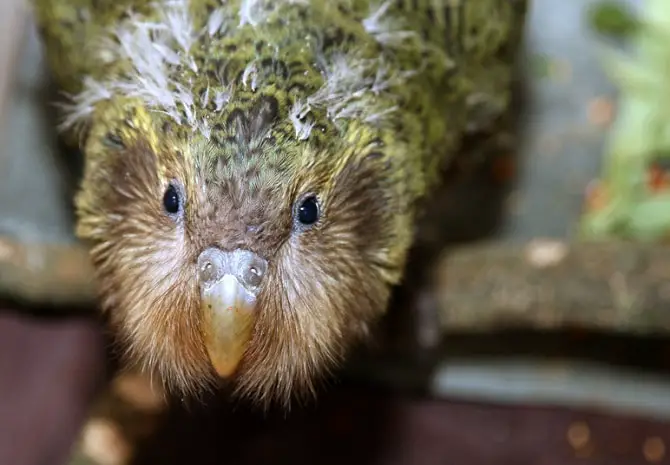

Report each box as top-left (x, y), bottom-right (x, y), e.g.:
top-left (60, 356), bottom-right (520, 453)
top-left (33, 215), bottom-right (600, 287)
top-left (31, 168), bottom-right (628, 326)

top-left (75, 95), bottom-right (411, 406)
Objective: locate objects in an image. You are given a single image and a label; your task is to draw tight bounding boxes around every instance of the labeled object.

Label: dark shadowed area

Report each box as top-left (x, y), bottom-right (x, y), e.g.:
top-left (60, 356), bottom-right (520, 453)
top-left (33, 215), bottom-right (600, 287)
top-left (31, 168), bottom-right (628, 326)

top-left (130, 379), bottom-right (670, 465)
top-left (1, 309), bottom-right (670, 465)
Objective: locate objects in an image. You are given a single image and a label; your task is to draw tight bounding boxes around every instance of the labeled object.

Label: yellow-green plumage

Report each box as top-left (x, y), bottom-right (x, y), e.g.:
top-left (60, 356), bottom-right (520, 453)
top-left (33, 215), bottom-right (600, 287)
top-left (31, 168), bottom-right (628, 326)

top-left (31, 0), bottom-right (527, 405)
top-left (35, 0), bottom-right (523, 199)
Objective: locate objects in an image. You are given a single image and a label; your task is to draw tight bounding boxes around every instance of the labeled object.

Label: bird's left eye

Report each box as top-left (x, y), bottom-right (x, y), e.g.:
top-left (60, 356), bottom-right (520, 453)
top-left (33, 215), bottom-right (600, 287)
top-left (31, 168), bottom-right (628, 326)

top-left (163, 183), bottom-right (181, 215)
top-left (296, 195), bottom-right (320, 226)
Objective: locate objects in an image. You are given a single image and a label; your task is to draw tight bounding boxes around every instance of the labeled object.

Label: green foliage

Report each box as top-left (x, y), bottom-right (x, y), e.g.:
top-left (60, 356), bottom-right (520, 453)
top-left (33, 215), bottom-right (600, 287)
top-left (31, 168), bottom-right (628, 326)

top-left (580, 0), bottom-right (670, 241)
top-left (587, 0), bottom-right (639, 40)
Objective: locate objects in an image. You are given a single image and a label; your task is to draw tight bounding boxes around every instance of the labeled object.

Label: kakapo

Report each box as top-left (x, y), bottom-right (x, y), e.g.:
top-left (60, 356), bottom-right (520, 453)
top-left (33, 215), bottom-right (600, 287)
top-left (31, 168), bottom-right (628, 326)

top-left (31, 0), bottom-right (527, 406)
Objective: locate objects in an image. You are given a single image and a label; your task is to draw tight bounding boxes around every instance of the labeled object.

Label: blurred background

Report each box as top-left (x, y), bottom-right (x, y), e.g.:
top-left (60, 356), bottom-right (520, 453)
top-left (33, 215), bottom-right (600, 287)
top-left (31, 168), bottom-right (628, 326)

top-left (1, 0), bottom-right (669, 464)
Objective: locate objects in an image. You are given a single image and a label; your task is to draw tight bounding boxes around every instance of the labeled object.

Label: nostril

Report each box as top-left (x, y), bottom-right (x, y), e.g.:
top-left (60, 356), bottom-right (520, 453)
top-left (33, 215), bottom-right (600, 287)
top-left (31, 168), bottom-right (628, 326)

top-left (199, 260), bottom-right (216, 283)
top-left (243, 264), bottom-right (264, 288)
top-left (197, 247), bottom-right (227, 285)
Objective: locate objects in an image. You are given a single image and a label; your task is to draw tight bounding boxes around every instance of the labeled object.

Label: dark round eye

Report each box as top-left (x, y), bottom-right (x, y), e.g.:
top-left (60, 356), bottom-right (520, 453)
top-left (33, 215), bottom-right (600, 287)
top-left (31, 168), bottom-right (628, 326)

top-left (297, 195), bottom-right (319, 225)
top-left (163, 183), bottom-right (181, 214)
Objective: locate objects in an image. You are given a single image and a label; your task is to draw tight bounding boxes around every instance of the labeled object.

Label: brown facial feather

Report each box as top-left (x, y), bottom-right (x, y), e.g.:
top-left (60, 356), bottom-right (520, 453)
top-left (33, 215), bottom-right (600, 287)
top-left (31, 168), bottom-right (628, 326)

top-left (76, 124), bottom-right (400, 407)
top-left (77, 138), bottom-right (216, 396)
top-left (235, 156), bottom-right (395, 406)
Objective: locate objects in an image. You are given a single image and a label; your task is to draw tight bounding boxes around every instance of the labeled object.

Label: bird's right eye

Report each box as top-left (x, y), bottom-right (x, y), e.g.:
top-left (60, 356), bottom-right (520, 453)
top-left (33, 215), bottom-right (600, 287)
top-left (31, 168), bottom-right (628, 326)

top-left (163, 183), bottom-right (181, 215)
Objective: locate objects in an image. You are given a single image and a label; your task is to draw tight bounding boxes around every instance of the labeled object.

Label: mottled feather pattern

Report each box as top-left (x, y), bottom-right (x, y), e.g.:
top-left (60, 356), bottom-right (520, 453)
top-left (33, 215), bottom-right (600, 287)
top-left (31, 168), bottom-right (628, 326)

top-left (36, 0), bottom-right (523, 178)
top-left (31, 0), bottom-right (527, 406)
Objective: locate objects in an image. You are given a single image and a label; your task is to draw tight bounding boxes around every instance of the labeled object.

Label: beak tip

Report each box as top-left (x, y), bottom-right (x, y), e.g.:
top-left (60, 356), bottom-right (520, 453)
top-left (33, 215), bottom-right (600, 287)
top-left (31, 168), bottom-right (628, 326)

top-left (208, 354), bottom-right (241, 378)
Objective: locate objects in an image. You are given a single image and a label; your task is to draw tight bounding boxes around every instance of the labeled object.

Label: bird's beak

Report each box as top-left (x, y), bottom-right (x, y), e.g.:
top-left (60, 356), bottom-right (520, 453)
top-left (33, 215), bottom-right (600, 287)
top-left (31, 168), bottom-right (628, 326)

top-left (200, 274), bottom-right (256, 377)
top-left (198, 248), bottom-right (267, 378)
